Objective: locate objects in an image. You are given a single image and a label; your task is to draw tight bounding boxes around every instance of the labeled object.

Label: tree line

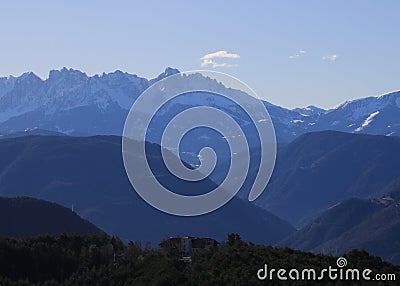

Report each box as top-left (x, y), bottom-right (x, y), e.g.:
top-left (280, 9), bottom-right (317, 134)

top-left (0, 233), bottom-right (398, 285)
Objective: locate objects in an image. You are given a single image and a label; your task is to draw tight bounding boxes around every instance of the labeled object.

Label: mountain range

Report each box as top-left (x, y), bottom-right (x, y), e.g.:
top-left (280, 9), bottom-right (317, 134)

top-left (0, 135), bottom-right (295, 245)
top-left (0, 131), bottom-right (399, 251)
top-left (0, 68), bottom-right (399, 142)
top-left (256, 131), bottom-right (400, 227)
top-left (0, 131), bottom-right (399, 263)
top-left (1, 67), bottom-right (400, 264)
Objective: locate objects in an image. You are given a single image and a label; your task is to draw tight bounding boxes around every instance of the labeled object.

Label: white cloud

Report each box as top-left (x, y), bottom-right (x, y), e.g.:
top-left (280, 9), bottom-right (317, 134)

top-left (200, 50), bottom-right (240, 67)
top-left (322, 54), bottom-right (338, 61)
top-left (289, 50), bottom-right (306, 59)
top-left (202, 50), bottom-right (240, 60)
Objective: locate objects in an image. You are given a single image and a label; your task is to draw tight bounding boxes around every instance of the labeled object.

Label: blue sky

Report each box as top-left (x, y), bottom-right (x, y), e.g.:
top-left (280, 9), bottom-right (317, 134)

top-left (0, 0), bottom-right (399, 109)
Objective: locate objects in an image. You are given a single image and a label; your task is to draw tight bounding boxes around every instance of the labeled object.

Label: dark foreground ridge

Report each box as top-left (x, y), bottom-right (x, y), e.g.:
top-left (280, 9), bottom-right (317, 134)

top-left (0, 233), bottom-right (398, 286)
top-left (0, 197), bottom-right (103, 237)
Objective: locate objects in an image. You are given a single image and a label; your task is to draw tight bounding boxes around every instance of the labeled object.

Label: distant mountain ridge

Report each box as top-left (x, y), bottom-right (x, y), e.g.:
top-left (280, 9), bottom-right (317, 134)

top-left (256, 130), bottom-right (400, 227)
top-left (0, 135), bottom-right (295, 245)
top-left (281, 189), bottom-right (400, 264)
top-left (308, 91), bottom-right (400, 136)
top-left (0, 68), bottom-right (399, 142)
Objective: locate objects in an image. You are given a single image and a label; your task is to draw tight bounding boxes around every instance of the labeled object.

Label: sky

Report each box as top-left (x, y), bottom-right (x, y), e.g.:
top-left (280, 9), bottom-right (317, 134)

top-left (0, 0), bottom-right (399, 109)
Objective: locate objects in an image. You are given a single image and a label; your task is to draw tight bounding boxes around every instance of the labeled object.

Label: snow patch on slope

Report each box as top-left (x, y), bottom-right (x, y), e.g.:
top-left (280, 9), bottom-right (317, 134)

top-left (354, 111), bottom-right (380, 132)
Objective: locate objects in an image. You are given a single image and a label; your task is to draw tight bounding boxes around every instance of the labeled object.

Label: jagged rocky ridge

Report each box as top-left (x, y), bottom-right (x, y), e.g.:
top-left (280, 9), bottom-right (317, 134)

top-left (0, 68), bottom-right (399, 142)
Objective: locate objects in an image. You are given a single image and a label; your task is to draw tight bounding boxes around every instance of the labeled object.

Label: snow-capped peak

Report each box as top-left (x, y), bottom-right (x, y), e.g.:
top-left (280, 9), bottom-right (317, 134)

top-left (331, 91), bottom-right (400, 120)
top-left (375, 90), bottom-right (400, 99)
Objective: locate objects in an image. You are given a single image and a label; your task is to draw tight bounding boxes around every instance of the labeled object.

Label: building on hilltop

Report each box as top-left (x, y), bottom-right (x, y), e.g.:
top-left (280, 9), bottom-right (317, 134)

top-left (159, 236), bottom-right (218, 260)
